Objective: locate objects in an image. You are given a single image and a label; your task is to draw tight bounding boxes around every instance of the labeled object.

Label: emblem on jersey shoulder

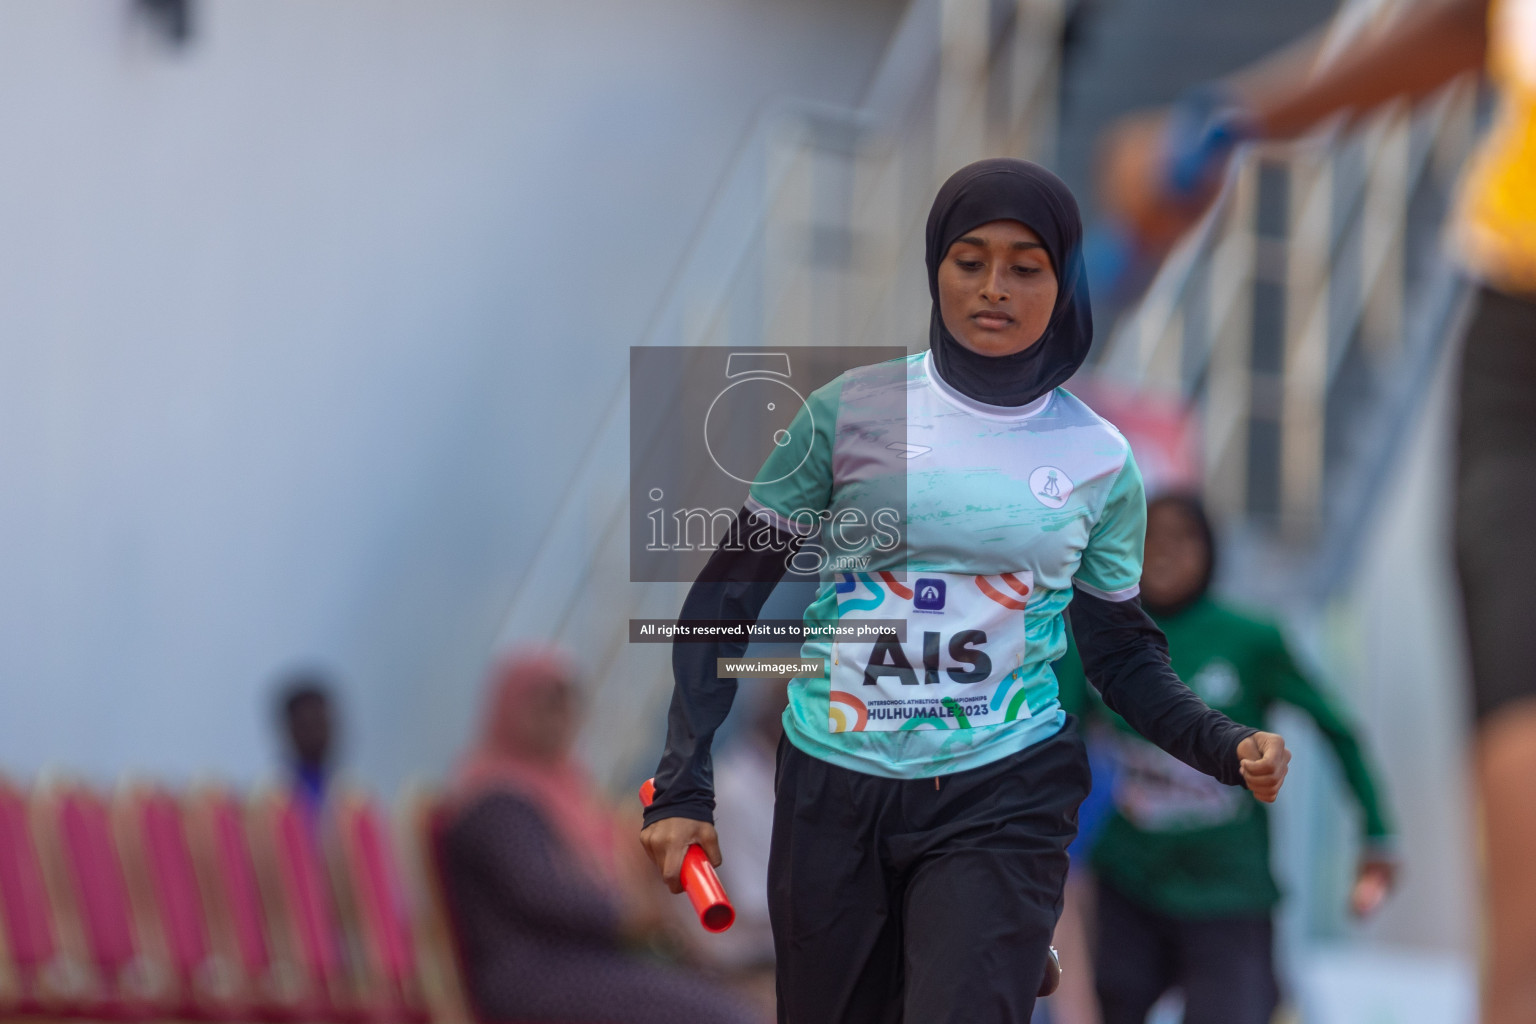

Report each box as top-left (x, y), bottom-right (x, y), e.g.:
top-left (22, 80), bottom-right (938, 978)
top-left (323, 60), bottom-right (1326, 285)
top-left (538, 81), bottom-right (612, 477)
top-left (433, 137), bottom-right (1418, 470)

top-left (913, 578), bottom-right (946, 611)
top-left (1029, 466), bottom-right (1074, 508)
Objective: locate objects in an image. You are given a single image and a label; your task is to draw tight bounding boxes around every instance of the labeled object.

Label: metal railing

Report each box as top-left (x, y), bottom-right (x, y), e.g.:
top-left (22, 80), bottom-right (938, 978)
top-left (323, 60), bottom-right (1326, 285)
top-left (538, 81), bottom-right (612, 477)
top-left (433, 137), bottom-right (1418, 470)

top-left (1089, 5), bottom-right (1478, 554)
top-left (1081, 3), bottom-right (1484, 948)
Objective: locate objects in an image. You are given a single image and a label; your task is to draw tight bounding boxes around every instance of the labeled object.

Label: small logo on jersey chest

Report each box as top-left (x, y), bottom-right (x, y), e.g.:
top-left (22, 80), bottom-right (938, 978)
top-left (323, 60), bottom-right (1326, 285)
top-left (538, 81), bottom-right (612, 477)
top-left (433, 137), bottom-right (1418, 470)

top-left (1029, 466), bottom-right (1074, 508)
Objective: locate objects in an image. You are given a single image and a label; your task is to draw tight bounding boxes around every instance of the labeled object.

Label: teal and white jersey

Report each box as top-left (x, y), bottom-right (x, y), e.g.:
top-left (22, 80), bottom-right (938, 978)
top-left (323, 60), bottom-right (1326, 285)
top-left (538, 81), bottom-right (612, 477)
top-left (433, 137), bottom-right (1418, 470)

top-left (746, 351), bottom-right (1145, 779)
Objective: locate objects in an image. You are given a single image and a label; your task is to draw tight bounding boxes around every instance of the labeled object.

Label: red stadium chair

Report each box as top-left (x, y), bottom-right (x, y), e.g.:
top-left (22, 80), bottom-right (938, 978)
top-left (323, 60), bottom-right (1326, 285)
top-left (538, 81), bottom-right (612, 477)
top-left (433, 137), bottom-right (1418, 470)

top-left (0, 779), bottom-right (90, 1017)
top-left (247, 790), bottom-right (359, 1023)
top-left (333, 793), bottom-right (429, 1024)
top-left (395, 790), bottom-right (475, 1024)
top-left (49, 784), bottom-right (165, 1020)
top-left (182, 786), bottom-right (309, 1022)
top-left (116, 785), bottom-right (250, 1020)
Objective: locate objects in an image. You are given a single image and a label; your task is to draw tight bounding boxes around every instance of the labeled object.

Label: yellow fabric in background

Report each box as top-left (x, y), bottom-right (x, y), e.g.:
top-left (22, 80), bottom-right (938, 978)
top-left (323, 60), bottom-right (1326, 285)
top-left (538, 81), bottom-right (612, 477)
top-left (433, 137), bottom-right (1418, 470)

top-left (1455, 0), bottom-right (1536, 294)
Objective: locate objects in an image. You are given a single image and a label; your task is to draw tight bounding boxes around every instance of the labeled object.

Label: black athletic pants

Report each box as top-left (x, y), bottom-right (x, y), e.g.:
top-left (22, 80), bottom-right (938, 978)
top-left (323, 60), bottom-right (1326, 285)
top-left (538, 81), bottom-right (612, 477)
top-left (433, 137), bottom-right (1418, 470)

top-left (768, 720), bottom-right (1091, 1024)
top-left (1094, 880), bottom-right (1279, 1024)
top-left (1455, 285), bottom-right (1536, 723)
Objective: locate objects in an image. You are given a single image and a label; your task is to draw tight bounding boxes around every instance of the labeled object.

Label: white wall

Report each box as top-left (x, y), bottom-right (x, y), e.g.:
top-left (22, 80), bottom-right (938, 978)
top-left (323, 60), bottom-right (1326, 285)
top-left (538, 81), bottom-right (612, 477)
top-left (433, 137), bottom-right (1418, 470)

top-left (1259, 328), bottom-right (1479, 968)
top-left (0, 0), bottom-right (903, 793)
top-left (1322, 331), bottom-right (1478, 957)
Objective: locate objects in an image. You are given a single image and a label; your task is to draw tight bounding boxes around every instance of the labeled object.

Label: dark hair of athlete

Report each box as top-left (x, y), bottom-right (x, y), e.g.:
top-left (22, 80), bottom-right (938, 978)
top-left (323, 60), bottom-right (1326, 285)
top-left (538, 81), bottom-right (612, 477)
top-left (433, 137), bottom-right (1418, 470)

top-left (1140, 493), bottom-right (1216, 617)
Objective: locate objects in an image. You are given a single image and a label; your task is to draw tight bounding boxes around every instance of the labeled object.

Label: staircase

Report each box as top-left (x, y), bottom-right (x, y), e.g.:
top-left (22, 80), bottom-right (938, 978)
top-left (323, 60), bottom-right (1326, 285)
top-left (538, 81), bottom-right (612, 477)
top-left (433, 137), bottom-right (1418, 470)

top-left (1087, 1), bottom-right (1479, 603)
top-left (1082, 0), bottom-right (1483, 955)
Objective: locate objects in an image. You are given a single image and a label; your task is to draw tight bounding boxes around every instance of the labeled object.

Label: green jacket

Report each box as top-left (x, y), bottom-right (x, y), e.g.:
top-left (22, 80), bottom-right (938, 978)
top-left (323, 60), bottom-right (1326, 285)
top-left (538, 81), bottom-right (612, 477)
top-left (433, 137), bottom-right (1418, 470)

top-left (1056, 594), bottom-right (1394, 918)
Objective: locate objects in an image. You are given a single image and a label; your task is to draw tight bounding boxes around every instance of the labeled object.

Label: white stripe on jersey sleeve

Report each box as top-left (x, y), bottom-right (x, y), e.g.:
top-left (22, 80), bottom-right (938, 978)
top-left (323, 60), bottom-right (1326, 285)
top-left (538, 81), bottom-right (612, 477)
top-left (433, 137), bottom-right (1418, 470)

top-left (744, 497), bottom-right (819, 536)
top-left (1073, 578), bottom-right (1141, 602)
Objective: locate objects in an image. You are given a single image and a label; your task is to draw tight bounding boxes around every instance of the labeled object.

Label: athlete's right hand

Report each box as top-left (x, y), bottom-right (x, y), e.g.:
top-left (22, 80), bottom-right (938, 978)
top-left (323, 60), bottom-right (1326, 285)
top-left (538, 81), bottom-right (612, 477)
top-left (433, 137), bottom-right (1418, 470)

top-left (1237, 730), bottom-right (1290, 803)
top-left (639, 816), bottom-right (722, 895)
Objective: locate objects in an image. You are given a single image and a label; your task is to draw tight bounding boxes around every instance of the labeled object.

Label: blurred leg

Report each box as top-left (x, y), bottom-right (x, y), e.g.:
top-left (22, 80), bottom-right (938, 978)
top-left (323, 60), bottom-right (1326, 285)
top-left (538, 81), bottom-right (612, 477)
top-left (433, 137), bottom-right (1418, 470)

top-left (1093, 881), bottom-right (1172, 1024)
top-left (1046, 873), bottom-right (1102, 1024)
top-left (1476, 702), bottom-right (1536, 1024)
top-left (1454, 286), bottom-right (1536, 1024)
top-left (1176, 915), bottom-right (1278, 1024)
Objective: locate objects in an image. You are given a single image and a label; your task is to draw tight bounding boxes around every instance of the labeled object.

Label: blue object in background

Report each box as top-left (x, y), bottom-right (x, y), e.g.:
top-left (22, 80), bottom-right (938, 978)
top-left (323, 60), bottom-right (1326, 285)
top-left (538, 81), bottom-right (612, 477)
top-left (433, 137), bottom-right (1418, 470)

top-left (1068, 736), bottom-right (1120, 867)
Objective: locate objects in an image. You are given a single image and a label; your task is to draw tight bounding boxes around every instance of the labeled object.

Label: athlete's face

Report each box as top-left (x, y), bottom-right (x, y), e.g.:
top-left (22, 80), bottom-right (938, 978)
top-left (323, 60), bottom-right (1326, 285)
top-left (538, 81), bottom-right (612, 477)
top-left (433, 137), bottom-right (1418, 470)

top-left (936, 220), bottom-right (1058, 358)
top-left (1140, 502), bottom-right (1210, 611)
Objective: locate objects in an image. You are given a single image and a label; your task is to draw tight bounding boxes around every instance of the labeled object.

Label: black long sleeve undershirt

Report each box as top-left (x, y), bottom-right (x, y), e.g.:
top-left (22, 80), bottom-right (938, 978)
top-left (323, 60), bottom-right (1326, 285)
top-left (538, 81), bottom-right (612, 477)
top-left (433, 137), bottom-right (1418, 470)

top-left (645, 509), bottom-right (1255, 827)
top-left (1066, 588), bottom-right (1257, 787)
top-left (644, 507), bottom-right (799, 827)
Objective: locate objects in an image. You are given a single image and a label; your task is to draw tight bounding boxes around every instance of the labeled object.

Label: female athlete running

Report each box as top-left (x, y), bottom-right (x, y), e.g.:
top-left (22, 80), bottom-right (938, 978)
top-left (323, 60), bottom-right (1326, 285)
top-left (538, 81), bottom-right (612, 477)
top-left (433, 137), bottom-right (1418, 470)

top-left (641, 157), bottom-right (1290, 1023)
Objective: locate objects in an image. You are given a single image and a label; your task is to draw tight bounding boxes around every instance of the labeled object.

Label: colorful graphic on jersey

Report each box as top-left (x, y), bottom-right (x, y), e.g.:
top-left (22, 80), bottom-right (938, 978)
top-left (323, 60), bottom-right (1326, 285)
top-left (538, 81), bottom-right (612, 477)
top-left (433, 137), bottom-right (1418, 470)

top-left (977, 572), bottom-right (1030, 610)
top-left (828, 690), bottom-right (869, 733)
top-left (828, 570), bottom-right (1033, 732)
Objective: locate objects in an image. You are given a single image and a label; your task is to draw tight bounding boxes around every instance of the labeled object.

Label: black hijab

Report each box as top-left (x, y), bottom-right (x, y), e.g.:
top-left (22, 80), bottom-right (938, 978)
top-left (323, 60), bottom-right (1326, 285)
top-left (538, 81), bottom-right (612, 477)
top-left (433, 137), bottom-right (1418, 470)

top-left (924, 158), bottom-right (1093, 407)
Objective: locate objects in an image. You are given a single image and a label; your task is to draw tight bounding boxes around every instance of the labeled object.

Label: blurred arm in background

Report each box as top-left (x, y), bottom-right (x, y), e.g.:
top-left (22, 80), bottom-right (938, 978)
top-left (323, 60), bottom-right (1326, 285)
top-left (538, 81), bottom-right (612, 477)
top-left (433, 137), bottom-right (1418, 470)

top-left (1232, 0), bottom-right (1488, 136)
top-left (1258, 628), bottom-right (1399, 918)
top-left (1097, 0), bottom-right (1489, 257)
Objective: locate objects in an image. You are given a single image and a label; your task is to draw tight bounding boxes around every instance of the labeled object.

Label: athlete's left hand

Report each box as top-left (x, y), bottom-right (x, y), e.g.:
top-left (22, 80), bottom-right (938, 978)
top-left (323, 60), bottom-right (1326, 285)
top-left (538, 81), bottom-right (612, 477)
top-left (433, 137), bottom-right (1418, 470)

top-left (1237, 731), bottom-right (1290, 802)
top-left (1350, 856), bottom-right (1399, 918)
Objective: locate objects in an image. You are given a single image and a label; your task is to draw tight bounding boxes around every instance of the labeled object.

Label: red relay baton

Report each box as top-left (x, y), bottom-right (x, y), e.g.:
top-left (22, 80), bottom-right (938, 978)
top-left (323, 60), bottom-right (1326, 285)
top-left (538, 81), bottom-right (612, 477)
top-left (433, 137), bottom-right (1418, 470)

top-left (639, 778), bottom-right (735, 933)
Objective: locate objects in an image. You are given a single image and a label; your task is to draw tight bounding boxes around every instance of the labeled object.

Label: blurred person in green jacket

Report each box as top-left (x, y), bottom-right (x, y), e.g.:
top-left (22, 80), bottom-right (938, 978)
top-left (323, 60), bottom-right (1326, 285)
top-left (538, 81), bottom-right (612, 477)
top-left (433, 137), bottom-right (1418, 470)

top-left (1056, 493), bottom-right (1397, 1024)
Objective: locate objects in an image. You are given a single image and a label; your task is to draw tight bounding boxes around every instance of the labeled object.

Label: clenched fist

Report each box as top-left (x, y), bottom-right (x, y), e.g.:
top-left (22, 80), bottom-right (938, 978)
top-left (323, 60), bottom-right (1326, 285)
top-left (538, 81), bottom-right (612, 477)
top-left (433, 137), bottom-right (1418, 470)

top-left (1237, 731), bottom-right (1290, 803)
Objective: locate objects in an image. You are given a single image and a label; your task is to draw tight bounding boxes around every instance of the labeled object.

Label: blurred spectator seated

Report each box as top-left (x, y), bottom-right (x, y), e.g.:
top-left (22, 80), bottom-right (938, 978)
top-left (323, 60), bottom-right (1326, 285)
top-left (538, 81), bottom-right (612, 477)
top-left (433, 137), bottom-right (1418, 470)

top-left (275, 673), bottom-right (338, 823)
top-left (434, 649), bottom-right (760, 1024)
